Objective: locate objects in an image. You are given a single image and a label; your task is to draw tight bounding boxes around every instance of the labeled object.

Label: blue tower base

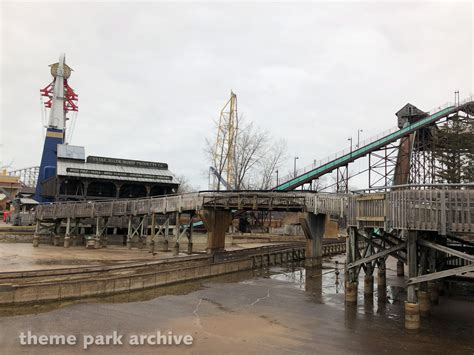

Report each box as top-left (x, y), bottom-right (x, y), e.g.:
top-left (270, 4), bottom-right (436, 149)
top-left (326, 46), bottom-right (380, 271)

top-left (34, 128), bottom-right (64, 202)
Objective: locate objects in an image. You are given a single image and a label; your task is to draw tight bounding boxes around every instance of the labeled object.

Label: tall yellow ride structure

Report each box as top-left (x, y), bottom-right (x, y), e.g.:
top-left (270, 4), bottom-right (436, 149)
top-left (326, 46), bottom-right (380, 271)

top-left (212, 92), bottom-right (238, 190)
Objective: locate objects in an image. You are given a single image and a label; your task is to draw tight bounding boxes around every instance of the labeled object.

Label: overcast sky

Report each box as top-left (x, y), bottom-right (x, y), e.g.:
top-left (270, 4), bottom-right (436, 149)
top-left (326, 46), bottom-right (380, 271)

top-left (1, 1), bottom-right (472, 189)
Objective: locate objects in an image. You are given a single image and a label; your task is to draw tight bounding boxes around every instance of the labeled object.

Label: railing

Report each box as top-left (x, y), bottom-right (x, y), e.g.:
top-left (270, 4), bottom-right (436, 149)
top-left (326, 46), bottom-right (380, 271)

top-left (274, 96), bottom-right (473, 189)
top-left (353, 183), bottom-right (474, 194)
top-left (305, 193), bottom-right (347, 217)
top-left (34, 191), bottom-right (348, 221)
top-left (348, 186), bottom-right (474, 234)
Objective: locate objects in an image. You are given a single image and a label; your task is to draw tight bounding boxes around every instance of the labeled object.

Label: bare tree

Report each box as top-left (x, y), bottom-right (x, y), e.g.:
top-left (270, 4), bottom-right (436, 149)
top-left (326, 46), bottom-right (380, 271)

top-left (175, 174), bottom-right (195, 193)
top-left (233, 118), bottom-right (268, 189)
top-left (256, 139), bottom-right (287, 189)
top-left (310, 176), bottom-right (327, 191)
top-left (205, 106), bottom-right (287, 191)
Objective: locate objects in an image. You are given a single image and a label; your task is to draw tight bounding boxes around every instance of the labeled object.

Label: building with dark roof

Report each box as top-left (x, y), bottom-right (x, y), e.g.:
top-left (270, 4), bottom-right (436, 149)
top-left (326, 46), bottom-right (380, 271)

top-left (396, 103), bottom-right (427, 129)
top-left (40, 144), bottom-right (180, 201)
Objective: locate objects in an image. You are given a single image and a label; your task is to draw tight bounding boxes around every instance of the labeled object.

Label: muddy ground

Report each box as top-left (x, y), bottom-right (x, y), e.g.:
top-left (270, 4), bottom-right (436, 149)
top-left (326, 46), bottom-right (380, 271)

top-left (0, 255), bottom-right (473, 354)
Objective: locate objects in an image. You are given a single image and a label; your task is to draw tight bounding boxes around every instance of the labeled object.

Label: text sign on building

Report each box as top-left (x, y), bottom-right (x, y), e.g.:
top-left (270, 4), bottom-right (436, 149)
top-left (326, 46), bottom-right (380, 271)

top-left (66, 168), bottom-right (173, 181)
top-left (86, 156), bottom-right (168, 170)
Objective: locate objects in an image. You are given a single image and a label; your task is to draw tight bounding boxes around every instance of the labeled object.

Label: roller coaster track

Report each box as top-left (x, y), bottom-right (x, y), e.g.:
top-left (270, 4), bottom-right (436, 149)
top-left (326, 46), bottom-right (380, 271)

top-left (275, 99), bottom-right (474, 191)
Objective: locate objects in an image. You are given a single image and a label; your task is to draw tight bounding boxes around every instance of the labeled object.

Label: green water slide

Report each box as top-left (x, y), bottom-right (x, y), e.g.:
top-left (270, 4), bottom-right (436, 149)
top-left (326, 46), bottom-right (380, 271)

top-left (275, 105), bottom-right (457, 191)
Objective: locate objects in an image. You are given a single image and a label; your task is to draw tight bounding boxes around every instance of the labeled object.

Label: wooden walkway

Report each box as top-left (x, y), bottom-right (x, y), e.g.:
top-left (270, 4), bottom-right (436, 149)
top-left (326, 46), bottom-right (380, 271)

top-left (34, 187), bottom-right (474, 235)
top-left (34, 191), bottom-right (347, 221)
top-left (348, 188), bottom-right (474, 234)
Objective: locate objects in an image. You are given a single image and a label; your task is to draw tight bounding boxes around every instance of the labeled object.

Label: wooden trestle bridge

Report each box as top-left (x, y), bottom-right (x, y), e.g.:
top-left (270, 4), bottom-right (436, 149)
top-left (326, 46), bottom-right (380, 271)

top-left (33, 186), bottom-right (473, 329)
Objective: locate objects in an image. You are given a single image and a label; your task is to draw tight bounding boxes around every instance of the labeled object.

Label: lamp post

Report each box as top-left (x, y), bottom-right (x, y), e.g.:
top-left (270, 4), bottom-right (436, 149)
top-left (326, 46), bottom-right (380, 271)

top-left (357, 129), bottom-right (363, 148)
top-left (293, 157), bottom-right (299, 178)
top-left (276, 169), bottom-right (279, 186)
top-left (454, 90), bottom-right (459, 106)
top-left (348, 137), bottom-right (353, 155)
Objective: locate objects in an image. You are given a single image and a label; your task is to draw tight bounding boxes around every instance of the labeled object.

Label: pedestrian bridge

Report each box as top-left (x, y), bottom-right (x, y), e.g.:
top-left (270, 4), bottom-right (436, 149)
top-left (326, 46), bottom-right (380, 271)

top-left (34, 191), bottom-right (347, 220)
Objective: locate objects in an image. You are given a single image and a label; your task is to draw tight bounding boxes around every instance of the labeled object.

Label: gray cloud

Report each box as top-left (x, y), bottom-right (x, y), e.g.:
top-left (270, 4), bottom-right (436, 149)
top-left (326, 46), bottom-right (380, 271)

top-left (1, 1), bottom-right (472, 189)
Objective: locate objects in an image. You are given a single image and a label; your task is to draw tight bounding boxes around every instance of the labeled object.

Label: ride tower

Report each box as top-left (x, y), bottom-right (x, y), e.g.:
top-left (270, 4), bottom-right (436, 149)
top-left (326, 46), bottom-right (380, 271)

top-left (34, 54), bottom-right (78, 202)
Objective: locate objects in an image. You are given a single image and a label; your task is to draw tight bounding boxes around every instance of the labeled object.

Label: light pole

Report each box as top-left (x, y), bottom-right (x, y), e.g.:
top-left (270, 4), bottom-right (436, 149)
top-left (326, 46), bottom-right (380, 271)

top-left (348, 137), bottom-right (353, 155)
top-left (276, 169), bottom-right (279, 186)
top-left (294, 157), bottom-right (299, 178)
top-left (454, 90), bottom-right (459, 106)
top-left (357, 129), bottom-right (363, 148)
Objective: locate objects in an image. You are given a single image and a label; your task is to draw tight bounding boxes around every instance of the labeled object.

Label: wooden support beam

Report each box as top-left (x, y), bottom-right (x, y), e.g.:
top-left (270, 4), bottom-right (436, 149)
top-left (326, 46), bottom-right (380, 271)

top-left (418, 239), bottom-right (474, 262)
top-left (370, 238), bottom-right (406, 263)
top-left (407, 264), bottom-right (474, 285)
top-left (347, 242), bottom-right (406, 269)
top-left (446, 233), bottom-right (474, 247)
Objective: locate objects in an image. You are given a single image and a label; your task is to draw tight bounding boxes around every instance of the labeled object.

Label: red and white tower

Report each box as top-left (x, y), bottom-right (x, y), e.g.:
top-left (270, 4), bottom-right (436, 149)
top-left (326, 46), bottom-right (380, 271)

top-left (34, 54), bottom-right (79, 202)
top-left (39, 53), bottom-right (78, 133)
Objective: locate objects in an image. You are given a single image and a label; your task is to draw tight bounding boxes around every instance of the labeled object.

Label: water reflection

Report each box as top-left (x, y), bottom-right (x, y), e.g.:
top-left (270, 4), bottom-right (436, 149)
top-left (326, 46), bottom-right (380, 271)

top-left (304, 267), bottom-right (323, 303)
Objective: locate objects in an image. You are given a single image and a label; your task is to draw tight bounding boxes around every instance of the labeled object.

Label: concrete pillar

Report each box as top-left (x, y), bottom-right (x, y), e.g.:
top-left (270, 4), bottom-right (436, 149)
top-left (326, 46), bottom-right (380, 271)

top-left (364, 264), bottom-right (374, 297)
top-left (405, 230), bottom-right (420, 330)
top-left (305, 267), bottom-right (323, 301)
top-left (299, 213), bottom-right (325, 268)
top-left (404, 302), bottom-right (420, 330)
top-left (418, 290), bottom-right (430, 316)
top-left (347, 227), bottom-right (357, 282)
top-left (397, 260), bottom-right (404, 277)
top-left (345, 226), bottom-right (359, 305)
top-left (364, 275), bottom-right (374, 296)
top-left (198, 209), bottom-right (233, 253)
top-left (345, 281), bottom-right (358, 305)
top-left (377, 261), bottom-right (386, 288)
top-left (377, 286), bottom-right (387, 302)
top-left (428, 281), bottom-right (439, 305)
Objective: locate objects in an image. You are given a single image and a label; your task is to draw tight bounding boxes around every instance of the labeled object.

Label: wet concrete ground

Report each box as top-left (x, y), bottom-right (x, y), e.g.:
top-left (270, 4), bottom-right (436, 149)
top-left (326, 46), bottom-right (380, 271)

top-left (0, 242), bottom-right (276, 271)
top-left (0, 255), bottom-right (473, 354)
